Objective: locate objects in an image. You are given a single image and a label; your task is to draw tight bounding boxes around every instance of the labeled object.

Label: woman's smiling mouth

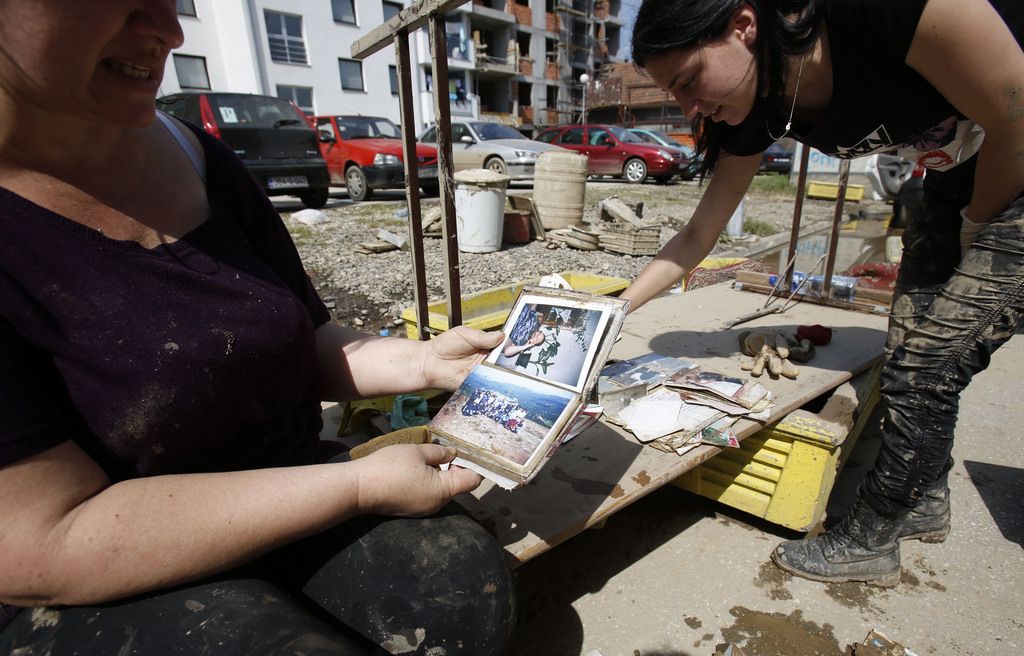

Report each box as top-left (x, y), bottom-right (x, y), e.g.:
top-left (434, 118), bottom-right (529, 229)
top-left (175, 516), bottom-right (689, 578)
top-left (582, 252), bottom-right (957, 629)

top-left (104, 59), bottom-right (152, 81)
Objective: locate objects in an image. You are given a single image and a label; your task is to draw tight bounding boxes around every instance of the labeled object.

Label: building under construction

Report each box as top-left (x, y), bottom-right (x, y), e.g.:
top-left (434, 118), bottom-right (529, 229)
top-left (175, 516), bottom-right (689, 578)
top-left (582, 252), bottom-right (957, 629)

top-left (585, 61), bottom-right (695, 145)
top-left (417, 0), bottom-right (630, 133)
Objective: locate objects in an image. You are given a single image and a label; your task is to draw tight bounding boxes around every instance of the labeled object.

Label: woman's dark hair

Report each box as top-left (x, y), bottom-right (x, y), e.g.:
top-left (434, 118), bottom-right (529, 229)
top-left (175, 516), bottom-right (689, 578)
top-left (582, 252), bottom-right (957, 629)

top-left (631, 0), bottom-right (819, 177)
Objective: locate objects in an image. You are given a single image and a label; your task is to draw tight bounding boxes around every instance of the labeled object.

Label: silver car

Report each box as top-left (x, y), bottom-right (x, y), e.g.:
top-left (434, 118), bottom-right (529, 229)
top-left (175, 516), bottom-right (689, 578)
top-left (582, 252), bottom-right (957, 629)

top-left (418, 121), bottom-right (565, 180)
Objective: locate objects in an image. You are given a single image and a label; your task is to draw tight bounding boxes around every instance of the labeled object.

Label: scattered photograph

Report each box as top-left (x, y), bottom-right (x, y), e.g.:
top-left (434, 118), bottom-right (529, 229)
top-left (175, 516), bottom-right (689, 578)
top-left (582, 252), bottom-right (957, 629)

top-left (600, 352), bottom-right (698, 389)
top-left (432, 364), bottom-right (576, 469)
top-left (488, 293), bottom-right (611, 392)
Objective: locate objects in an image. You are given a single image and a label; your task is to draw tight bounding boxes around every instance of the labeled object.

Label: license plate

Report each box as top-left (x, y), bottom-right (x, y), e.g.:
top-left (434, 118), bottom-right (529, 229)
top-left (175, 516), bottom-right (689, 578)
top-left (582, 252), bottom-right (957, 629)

top-left (267, 175), bottom-right (308, 189)
top-left (419, 166), bottom-right (438, 179)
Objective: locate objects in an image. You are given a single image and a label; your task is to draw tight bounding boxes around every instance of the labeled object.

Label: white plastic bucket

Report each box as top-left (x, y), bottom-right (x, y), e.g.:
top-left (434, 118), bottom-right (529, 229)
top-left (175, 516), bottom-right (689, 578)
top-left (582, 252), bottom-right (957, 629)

top-left (454, 169), bottom-right (510, 253)
top-left (726, 198), bottom-right (745, 237)
top-left (533, 151), bottom-right (588, 229)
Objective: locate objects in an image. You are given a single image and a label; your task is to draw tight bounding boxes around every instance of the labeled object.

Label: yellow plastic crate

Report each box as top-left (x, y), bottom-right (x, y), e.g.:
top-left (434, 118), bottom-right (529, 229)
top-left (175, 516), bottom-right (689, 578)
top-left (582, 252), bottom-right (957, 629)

top-left (674, 364), bottom-right (881, 532)
top-left (400, 271), bottom-right (629, 339)
top-left (806, 180), bottom-right (865, 201)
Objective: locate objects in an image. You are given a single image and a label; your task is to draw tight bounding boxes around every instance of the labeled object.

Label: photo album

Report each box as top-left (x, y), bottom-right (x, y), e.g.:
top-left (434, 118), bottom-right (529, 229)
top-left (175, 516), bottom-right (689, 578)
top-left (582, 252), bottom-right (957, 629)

top-left (430, 286), bottom-right (629, 489)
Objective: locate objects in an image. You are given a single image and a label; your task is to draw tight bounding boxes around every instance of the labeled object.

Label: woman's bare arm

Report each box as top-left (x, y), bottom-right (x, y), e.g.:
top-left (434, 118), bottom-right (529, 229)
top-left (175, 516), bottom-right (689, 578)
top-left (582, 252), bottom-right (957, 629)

top-left (907, 0), bottom-right (1024, 223)
top-left (315, 322), bottom-right (504, 401)
top-left (0, 439), bottom-right (479, 607)
top-left (620, 153), bottom-right (761, 311)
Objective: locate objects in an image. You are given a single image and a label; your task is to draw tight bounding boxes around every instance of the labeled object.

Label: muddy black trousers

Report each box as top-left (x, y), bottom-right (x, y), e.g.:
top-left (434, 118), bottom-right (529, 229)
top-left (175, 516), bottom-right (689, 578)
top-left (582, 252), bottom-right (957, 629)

top-left (865, 161), bottom-right (1024, 516)
top-left (0, 506), bottom-right (515, 655)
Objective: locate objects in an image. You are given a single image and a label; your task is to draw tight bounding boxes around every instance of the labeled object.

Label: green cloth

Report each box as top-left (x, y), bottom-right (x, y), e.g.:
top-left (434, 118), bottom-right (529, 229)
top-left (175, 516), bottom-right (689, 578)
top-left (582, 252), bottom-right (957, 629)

top-left (388, 394), bottom-right (430, 429)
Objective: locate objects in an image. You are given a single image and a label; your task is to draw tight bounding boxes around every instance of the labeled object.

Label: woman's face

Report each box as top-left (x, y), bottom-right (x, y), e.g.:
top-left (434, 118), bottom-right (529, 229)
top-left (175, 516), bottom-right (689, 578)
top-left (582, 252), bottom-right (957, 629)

top-left (0, 0), bottom-right (183, 127)
top-left (643, 7), bottom-right (759, 126)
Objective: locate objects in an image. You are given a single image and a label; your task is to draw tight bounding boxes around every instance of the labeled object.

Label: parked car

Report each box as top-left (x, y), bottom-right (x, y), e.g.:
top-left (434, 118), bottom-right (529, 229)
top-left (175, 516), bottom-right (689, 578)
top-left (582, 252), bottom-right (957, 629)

top-left (759, 143), bottom-right (793, 174)
top-left (418, 121), bottom-right (564, 179)
top-left (678, 145), bottom-right (705, 181)
top-left (535, 124), bottom-right (686, 183)
top-left (314, 115), bottom-right (438, 202)
top-left (157, 92), bottom-right (330, 208)
top-left (627, 128), bottom-right (696, 177)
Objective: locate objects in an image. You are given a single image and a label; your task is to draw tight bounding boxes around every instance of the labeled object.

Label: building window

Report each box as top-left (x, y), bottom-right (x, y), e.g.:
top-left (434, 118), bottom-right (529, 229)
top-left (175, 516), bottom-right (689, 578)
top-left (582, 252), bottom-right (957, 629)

top-left (176, 0), bottom-right (197, 17)
top-left (265, 11), bottom-right (308, 65)
top-left (277, 85), bottom-right (314, 115)
top-left (382, 1), bottom-right (402, 22)
top-left (173, 54), bottom-right (210, 89)
top-left (332, 0), bottom-right (356, 24)
top-left (338, 59), bottom-right (364, 91)
top-left (388, 66), bottom-right (399, 95)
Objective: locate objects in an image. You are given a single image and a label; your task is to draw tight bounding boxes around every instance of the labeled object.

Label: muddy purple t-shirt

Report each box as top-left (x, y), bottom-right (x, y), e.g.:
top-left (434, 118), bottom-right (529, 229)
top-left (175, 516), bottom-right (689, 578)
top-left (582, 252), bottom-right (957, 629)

top-left (0, 124), bottom-right (333, 627)
top-left (0, 126), bottom-right (331, 480)
top-left (0, 122), bottom-right (333, 627)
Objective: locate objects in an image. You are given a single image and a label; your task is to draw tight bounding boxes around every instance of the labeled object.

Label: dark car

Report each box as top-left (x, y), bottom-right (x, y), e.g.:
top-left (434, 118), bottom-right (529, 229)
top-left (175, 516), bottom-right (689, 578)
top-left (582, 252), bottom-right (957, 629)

top-left (314, 115), bottom-right (438, 201)
top-left (535, 124), bottom-right (686, 184)
top-left (676, 144), bottom-right (703, 181)
top-left (759, 143), bottom-right (793, 174)
top-left (158, 92), bottom-right (331, 208)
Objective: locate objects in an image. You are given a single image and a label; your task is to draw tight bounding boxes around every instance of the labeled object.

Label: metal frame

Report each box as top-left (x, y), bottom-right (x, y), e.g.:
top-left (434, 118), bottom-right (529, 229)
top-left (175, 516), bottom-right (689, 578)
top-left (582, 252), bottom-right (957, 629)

top-left (782, 145), bottom-right (856, 307)
top-left (352, 0), bottom-right (473, 340)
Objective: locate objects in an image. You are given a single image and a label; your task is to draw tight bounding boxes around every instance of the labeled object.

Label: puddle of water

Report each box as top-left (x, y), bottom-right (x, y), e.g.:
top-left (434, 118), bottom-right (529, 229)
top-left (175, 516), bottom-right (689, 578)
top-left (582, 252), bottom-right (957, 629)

top-left (721, 607), bottom-right (843, 656)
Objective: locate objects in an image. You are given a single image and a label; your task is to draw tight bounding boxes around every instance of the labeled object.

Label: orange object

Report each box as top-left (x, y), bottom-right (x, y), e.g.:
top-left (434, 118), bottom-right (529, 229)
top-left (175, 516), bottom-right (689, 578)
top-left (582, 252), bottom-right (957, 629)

top-left (503, 211), bottom-right (531, 244)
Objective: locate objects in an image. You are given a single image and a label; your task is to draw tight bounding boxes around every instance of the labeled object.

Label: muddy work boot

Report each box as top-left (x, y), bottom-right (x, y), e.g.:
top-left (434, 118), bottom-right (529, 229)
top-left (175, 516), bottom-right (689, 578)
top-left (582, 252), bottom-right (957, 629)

top-left (771, 498), bottom-right (903, 587)
top-left (898, 485), bottom-right (951, 543)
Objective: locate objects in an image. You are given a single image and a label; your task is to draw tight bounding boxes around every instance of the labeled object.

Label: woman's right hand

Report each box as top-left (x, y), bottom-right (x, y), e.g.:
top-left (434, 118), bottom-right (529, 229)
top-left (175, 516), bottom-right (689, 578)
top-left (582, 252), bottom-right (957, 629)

top-left (351, 443), bottom-right (483, 517)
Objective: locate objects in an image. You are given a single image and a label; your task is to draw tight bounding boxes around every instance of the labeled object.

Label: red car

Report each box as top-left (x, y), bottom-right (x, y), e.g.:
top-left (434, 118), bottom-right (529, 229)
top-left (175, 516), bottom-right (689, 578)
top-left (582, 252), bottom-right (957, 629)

top-left (313, 115), bottom-right (439, 201)
top-left (535, 124), bottom-right (686, 184)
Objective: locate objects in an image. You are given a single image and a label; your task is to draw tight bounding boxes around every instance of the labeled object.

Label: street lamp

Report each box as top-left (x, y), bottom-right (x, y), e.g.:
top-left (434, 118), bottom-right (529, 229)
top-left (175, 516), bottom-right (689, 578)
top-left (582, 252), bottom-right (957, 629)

top-left (579, 73), bottom-right (590, 124)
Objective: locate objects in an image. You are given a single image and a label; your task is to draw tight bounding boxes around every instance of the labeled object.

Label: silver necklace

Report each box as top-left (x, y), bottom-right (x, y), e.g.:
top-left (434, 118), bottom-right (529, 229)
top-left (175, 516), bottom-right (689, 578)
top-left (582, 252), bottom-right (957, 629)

top-left (766, 54), bottom-right (806, 141)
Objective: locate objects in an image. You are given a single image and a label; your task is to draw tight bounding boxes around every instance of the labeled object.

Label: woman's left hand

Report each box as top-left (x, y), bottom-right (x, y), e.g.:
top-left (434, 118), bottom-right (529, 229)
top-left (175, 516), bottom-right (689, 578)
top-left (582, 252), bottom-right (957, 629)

top-left (420, 325), bottom-right (504, 390)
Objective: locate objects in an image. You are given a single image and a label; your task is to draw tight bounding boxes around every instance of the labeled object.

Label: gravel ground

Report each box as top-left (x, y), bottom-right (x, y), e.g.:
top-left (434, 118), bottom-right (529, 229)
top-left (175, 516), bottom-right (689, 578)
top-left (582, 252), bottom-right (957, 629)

top-left (280, 177), bottom-right (883, 334)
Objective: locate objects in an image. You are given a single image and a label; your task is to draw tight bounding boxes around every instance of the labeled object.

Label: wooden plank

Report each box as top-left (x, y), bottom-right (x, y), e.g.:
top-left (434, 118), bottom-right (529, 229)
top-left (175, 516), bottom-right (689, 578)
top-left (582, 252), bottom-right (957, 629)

top-left (733, 270), bottom-right (893, 305)
top-left (351, 0), bottom-right (469, 59)
top-left (454, 282), bottom-right (888, 566)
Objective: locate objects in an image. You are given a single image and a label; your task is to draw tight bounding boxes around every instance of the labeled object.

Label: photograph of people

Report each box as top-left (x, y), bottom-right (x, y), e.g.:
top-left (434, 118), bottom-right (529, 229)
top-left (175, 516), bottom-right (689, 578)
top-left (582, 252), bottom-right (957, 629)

top-left (490, 297), bottom-right (608, 391)
top-left (431, 365), bottom-right (576, 468)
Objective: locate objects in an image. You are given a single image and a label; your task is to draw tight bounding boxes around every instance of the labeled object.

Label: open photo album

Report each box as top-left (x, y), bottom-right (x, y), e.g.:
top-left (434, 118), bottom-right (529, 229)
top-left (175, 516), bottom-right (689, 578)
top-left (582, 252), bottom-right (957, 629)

top-left (429, 286), bottom-right (629, 489)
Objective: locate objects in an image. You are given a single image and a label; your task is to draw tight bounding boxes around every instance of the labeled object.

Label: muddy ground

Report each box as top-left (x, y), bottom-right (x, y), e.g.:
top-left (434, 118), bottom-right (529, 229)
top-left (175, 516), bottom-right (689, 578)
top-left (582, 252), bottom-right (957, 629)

top-left (282, 174), bottom-right (873, 335)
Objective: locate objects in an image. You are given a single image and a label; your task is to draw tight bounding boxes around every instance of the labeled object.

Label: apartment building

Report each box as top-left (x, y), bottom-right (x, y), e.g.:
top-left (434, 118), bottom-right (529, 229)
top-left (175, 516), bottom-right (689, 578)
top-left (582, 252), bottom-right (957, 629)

top-left (161, 0), bottom-right (630, 134)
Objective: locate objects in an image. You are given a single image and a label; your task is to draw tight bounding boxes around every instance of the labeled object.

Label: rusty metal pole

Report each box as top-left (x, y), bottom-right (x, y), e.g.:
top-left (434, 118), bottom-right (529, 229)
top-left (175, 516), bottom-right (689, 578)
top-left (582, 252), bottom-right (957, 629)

top-left (784, 144), bottom-right (811, 290)
top-left (394, 30), bottom-right (430, 340)
top-left (822, 159), bottom-right (852, 300)
top-left (428, 15), bottom-right (462, 329)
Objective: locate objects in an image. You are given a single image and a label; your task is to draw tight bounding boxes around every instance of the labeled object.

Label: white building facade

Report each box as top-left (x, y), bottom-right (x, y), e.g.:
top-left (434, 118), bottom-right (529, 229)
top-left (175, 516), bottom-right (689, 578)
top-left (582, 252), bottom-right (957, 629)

top-left (161, 0), bottom-right (631, 133)
top-left (162, 0), bottom-right (425, 126)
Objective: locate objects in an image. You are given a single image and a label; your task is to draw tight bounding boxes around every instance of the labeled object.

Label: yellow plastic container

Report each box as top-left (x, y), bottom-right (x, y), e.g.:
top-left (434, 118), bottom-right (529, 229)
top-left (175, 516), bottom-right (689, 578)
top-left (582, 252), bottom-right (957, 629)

top-left (400, 271), bottom-right (629, 339)
top-left (806, 180), bottom-right (865, 201)
top-left (674, 364), bottom-right (881, 532)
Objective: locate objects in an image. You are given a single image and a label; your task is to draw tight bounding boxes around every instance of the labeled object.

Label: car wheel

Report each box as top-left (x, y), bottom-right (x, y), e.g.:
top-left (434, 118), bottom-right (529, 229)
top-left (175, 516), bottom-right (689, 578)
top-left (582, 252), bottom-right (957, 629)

top-left (421, 182), bottom-right (440, 197)
top-left (299, 188), bottom-right (329, 209)
top-left (623, 158), bottom-right (648, 184)
top-left (345, 166), bottom-right (373, 202)
top-left (484, 157), bottom-right (508, 176)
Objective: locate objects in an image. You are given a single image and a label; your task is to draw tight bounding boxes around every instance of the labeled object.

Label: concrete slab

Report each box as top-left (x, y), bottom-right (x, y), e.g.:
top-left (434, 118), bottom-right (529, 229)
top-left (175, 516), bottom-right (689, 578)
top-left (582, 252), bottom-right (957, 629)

top-left (509, 334), bottom-right (1024, 655)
